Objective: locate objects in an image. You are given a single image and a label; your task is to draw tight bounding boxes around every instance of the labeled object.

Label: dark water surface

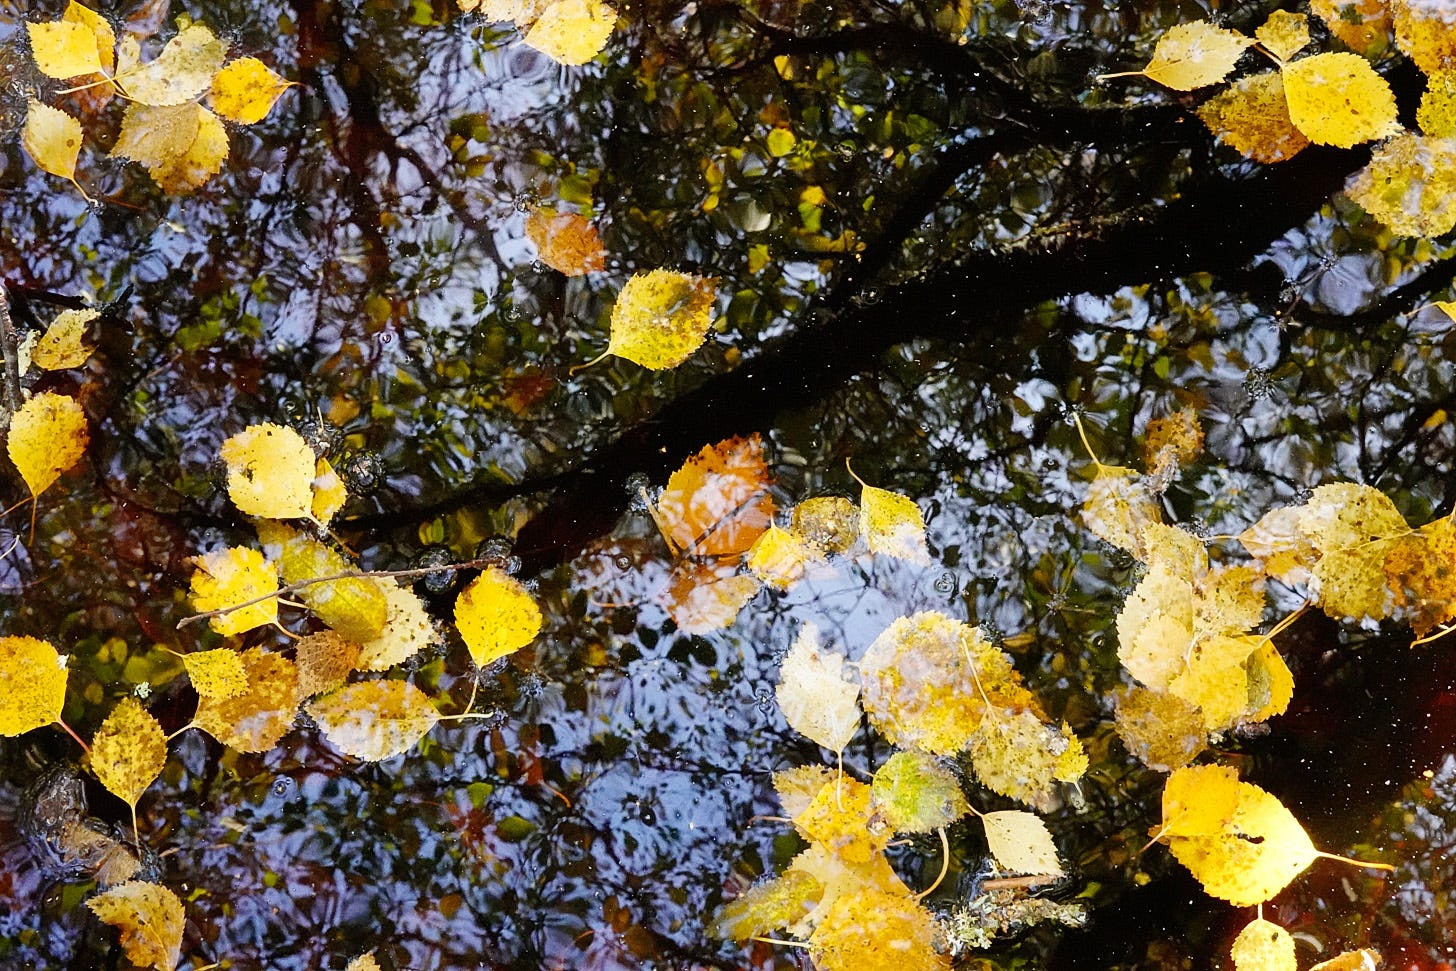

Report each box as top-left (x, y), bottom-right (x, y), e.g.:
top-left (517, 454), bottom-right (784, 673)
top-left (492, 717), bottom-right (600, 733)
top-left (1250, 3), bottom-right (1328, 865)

top-left (2, 0), bottom-right (1456, 968)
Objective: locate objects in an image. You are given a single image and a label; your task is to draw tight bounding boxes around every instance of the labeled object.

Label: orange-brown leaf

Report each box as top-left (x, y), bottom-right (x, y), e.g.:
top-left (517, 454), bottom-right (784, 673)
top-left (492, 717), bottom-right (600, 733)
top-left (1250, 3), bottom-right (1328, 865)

top-left (655, 434), bottom-right (775, 556)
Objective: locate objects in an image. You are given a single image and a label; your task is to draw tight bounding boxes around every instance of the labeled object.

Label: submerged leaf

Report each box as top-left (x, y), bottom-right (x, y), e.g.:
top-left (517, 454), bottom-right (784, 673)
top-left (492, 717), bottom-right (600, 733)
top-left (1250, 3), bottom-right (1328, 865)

top-left (870, 751), bottom-right (969, 834)
top-left (525, 207), bottom-right (606, 275)
top-left (776, 623), bottom-right (860, 752)
top-left (33, 308), bottom-right (98, 370)
top-left (656, 434), bottom-right (775, 556)
top-left (1346, 133), bottom-right (1456, 238)
top-left (1231, 917), bottom-right (1297, 971)
top-left (307, 680), bottom-right (440, 761)
top-left (193, 647), bottom-right (300, 753)
top-left (1196, 71), bottom-right (1310, 164)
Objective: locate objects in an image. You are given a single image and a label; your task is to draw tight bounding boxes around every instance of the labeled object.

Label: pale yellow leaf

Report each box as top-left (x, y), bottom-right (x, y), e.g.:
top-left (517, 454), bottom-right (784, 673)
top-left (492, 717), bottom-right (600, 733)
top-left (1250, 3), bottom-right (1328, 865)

top-left (1256, 11), bottom-right (1311, 62)
top-left (523, 0), bottom-right (616, 66)
top-left (1346, 133), bottom-right (1456, 238)
top-left (1139, 21), bottom-right (1255, 91)
top-left (858, 482), bottom-right (930, 564)
top-left (1114, 685), bottom-right (1207, 771)
top-left (87, 880), bottom-right (184, 971)
top-left (8, 391), bottom-right (89, 498)
top-left (789, 496), bottom-right (858, 556)
top-left (0, 636), bottom-right (68, 736)
top-left (455, 567), bottom-right (542, 666)
top-left (206, 56), bottom-right (294, 124)
top-left (1308, 951), bottom-right (1383, 971)
top-left (746, 523), bottom-right (811, 588)
top-left (356, 581), bottom-right (437, 671)
top-left (115, 24), bottom-right (227, 106)
top-left (775, 623), bottom-right (860, 751)
top-left (982, 809), bottom-right (1064, 876)
top-left (310, 457), bottom-right (348, 524)
top-left (89, 696), bottom-right (166, 808)
top-left (219, 422), bottom-right (316, 519)
top-left (307, 680), bottom-right (440, 761)
top-left (1081, 464), bottom-right (1163, 559)
top-left (33, 308), bottom-right (97, 370)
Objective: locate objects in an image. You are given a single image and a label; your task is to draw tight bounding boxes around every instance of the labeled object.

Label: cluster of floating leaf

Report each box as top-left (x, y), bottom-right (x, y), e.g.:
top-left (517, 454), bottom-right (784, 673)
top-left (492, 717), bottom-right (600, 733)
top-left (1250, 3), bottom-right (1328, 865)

top-left (22, 3), bottom-right (295, 199)
top-left (1102, 3), bottom-right (1456, 237)
top-left (1, 406), bottom-right (543, 969)
top-left (1080, 409), bottom-right (1424, 971)
top-left (456, 0), bottom-right (618, 67)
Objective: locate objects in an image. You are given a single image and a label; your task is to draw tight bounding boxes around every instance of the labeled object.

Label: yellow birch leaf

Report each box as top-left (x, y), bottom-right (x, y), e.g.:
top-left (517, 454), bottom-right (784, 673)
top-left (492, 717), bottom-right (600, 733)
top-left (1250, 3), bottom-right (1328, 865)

top-left (858, 481), bottom-right (930, 564)
top-left (793, 777), bottom-right (889, 864)
top-left (188, 546), bottom-right (278, 636)
top-left (807, 888), bottom-right (949, 971)
top-left (26, 20), bottom-right (106, 79)
top-left (525, 207), bottom-right (607, 275)
top-left (790, 496), bottom-right (859, 556)
top-left (1244, 641), bottom-right (1294, 722)
top-left (1168, 632), bottom-right (1265, 729)
top-left (860, 612), bottom-right (1027, 754)
top-left (87, 880), bottom-right (184, 971)
top-left (1114, 685), bottom-right (1207, 771)
top-left (0, 635), bottom-right (68, 736)
top-left (8, 391), bottom-right (89, 498)
top-left (22, 101), bottom-right (90, 201)
top-left (775, 623), bottom-right (860, 752)
top-left (1310, 0), bottom-right (1390, 57)
top-left (114, 24), bottom-right (227, 106)
top-left (1384, 517), bottom-right (1456, 636)
top-left (1391, 0), bottom-right (1456, 74)
top-left (1135, 21), bottom-right (1256, 91)
top-left (346, 956), bottom-right (385, 971)
top-left (1160, 764), bottom-right (1242, 838)
top-left (1240, 503), bottom-right (1316, 586)
top-left (869, 750), bottom-right (969, 834)
top-left (206, 56), bottom-right (294, 124)
top-left (785, 842), bottom-right (913, 936)
top-left (454, 567), bottom-right (542, 666)
top-left (1346, 133), bottom-right (1456, 238)
top-left (1299, 483), bottom-right (1409, 551)
top-left (1256, 11), bottom-right (1312, 62)
top-left (602, 269), bottom-right (717, 369)
top-left (523, 0), bottom-right (616, 66)
top-left (183, 648), bottom-right (248, 699)
top-left (1417, 68), bottom-right (1456, 137)
top-left (1166, 778), bottom-right (1320, 906)
top-left (1282, 52), bottom-right (1400, 148)
top-left (710, 869), bottom-right (821, 941)
top-left (774, 764), bottom-right (837, 818)
top-left (272, 528), bottom-right (388, 642)
top-left (310, 457), bottom-right (348, 524)
top-left (982, 809), bottom-right (1064, 876)
top-left (306, 680), bottom-right (440, 761)
top-left (63, 2), bottom-right (116, 75)
top-left (747, 523), bottom-right (810, 588)
top-left (356, 582), bottom-right (436, 671)
top-left (193, 647), bottom-right (300, 753)
top-left (1232, 918), bottom-right (1297, 971)
top-left (32, 308), bottom-right (98, 370)
top-left (1196, 71), bottom-right (1311, 164)
top-left (1194, 565), bottom-right (1267, 640)
top-left (293, 630), bottom-right (361, 697)
top-left (1309, 951), bottom-right (1383, 971)
top-left (89, 697), bottom-right (166, 808)
top-left (1082, 464), bottom-right (1163, 560)
top-left (968, 707), bottom-right (1079, 806)
top-left (1116, 559), bottom-right (1195, 692)
top-left (112, 103), bottom-right (230, 193)
top-left (219, 422), bottom-right (316, 519)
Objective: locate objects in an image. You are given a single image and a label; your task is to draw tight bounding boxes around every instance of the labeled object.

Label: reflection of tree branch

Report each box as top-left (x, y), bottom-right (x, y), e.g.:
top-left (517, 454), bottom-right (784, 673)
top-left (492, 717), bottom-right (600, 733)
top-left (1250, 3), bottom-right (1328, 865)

top-left (350, 146), bottom-right (1358, 572)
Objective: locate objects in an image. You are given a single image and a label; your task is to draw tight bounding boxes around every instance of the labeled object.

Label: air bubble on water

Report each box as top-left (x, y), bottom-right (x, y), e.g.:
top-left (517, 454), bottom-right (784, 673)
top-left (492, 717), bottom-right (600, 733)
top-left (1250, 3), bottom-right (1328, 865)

top-left (413, 547), bottom-right (456, 595)
top-left (754, 689), bottom-right (776, 714)
top-left (612, 553), bottom-right (633, 571)
top-left (376, 331), bottom-right (394, 345)
top-left (272, 778), bottom-right (293, 797)
top-left (518, 671), bottom-right (547, 699)
top-left (476, 537), bottom-right (514, 566)
top-left (933, 572), bottom-right (959, 595)
top-left (1244, 367), bottom-right (1274, 399)
top-left (1294, 487), bottom-right (1315, 504)
top-left (513, 188), bottom-right (539, 213)
top-left (836, 141), bottom-right (856, 158)
top-left (344, 452), bottom-right (383, 491)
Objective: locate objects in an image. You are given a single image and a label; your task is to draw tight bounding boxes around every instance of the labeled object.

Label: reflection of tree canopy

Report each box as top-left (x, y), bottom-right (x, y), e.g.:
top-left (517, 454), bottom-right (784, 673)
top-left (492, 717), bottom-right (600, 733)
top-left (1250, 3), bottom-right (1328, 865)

top-left (2, 0), bottom-right (1455, 967)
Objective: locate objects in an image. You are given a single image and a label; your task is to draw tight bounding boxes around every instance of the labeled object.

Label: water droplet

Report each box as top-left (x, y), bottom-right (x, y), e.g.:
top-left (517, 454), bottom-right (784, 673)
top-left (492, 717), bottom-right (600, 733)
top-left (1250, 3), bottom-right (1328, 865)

top-left (272, 778), bottom-right (292, 797)
top-left (933, 572), bottom-right (959, 595)
top-left (376, 331), bottom-right (394, 345)
top-left (754, 689), bottom-right (776, 714)
top-left (612, 554), bottom-right (633, 571)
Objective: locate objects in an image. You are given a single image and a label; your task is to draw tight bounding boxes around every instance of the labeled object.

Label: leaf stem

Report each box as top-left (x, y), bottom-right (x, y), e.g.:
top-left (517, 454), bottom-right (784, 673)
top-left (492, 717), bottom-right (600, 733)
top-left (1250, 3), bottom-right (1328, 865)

top-left (55, 716), bottom-right (90, 754)
top-left (1316, 850), bottom-right (1396, 872)
top-left (914, 827), bottom-right (952, 901)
